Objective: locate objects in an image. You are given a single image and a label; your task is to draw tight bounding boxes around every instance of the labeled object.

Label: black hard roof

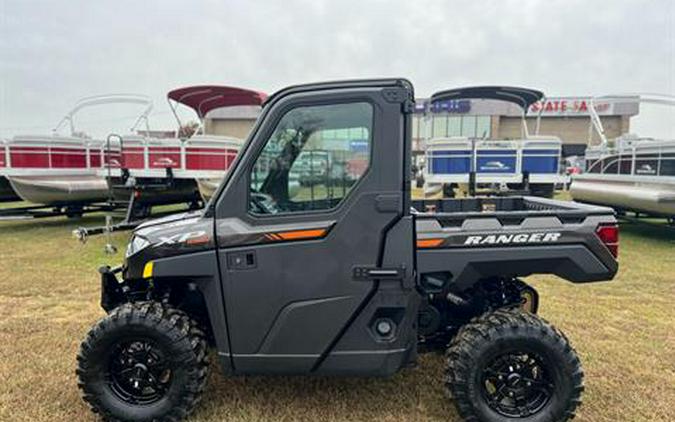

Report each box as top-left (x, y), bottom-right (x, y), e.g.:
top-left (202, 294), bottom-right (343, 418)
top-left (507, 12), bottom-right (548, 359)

top-left (431, 86), bottom-right (544, 109)
top-left (264, 78), bottom-right (413, 107)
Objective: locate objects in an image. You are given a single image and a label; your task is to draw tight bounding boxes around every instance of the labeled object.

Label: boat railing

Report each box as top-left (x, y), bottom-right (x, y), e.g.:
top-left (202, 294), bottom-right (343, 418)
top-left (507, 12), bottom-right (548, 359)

top-left (582, 137), bottom-right (675, 179)
top-left (0, 135), bottom-right (119, 176)
top-left (52, 94), bottom-right (154, 137)
top-left (587, 93), bottom-right (675, 148)
top-left (98, 134), bottom-right (244, 179)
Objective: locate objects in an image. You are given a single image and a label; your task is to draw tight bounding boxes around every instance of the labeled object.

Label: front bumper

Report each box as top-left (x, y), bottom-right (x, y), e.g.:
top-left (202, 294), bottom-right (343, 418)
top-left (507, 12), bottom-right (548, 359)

top-left (99, 265), bottom-right (125, 312)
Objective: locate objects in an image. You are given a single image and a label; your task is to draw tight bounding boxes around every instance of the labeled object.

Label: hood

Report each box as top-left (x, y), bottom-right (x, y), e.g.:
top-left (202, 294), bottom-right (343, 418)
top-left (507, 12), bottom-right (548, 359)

top-left (135, 210), bottom-right (204, 231)
top-left (133, 210), bottom-right (212, 247)
top-left (124, 211), bottom-right (215, 276)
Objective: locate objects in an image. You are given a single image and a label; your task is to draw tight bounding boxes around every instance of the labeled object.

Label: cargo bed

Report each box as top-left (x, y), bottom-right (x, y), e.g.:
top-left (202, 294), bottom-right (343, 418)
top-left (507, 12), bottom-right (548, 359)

top-left (413, 196), bottom-right (612, 218)
top-left (413, 196), bottom-right (619, 289)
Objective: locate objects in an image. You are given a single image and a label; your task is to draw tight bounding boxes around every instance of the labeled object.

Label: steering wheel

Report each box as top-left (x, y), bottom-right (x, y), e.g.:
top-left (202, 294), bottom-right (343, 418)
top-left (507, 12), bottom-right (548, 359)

top-left (250, 192), bottom-right (280, 214)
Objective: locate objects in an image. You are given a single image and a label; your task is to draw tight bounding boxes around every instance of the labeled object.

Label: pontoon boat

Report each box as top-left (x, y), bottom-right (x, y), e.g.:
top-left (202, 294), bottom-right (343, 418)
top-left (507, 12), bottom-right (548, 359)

top-left (0, 94), bottom-right (153, 205)
top-left (570, 94), bottom-right (675, 218)
top-left (424, 86), bottom-right (566, 198)
top-left (103, 86), bottom-right (267, 206)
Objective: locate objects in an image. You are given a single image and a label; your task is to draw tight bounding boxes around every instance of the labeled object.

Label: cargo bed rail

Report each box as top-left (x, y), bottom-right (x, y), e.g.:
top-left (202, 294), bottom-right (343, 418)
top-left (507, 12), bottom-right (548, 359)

top-left (413, 196), bottom-right (614, 221)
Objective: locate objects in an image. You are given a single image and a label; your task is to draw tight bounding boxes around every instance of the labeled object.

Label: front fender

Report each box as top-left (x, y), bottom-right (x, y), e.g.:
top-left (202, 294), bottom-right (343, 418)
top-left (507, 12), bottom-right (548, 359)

top-left (148, 250), bottom-right (233, 374)
top-left (98, 251), bottom-right (233, 374)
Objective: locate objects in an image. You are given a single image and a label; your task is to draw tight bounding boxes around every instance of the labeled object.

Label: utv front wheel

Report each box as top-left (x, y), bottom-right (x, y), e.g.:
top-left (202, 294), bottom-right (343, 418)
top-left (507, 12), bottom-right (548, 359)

top-left (77, 302), bottom-right (209, 422)
top-left (445, 309), bottom-right (583, 421)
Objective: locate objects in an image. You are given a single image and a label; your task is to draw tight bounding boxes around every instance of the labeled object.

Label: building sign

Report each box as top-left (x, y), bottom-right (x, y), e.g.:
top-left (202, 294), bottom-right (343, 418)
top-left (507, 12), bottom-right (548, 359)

top-left (528, 98), bottom-right (613, 116)
top-left (413, 96), bottom-right (637, 117)
top-left (431, 99), bottom-right (471, 113)
top-left (414, 99), bottom-right (471, 114)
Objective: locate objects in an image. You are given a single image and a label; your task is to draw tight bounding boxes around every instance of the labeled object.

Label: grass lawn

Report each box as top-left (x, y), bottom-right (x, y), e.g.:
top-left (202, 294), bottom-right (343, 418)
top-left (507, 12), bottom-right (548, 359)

top-left (0, 200), bottom-right (674, 421)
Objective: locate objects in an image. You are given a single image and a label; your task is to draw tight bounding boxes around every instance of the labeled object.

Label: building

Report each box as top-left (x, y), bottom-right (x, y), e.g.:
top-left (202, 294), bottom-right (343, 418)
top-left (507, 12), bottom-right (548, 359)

top-left (411, 96), bottom-right (639, 158)
top-left (203, 95), bottom-right (640, 159)
top-left (204, 105), bottom-right (261, 139)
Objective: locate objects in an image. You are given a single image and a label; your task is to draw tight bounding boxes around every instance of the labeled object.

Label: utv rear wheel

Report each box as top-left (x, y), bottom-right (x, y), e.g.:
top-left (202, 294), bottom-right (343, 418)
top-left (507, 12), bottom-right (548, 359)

top-left (77, 302), bottom-right (209, 422)
top-left (445, 309), bottom-right (583, 421)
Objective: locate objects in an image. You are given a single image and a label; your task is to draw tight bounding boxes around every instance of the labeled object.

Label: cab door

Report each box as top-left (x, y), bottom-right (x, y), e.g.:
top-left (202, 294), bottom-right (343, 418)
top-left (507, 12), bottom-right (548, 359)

top-left (214, 83), bottom-right (412, 374)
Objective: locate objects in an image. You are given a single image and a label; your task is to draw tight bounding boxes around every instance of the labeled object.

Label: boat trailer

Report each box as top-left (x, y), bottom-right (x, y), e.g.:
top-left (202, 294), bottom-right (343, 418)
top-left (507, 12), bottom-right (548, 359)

top-left (0, 201), bottom-right (123, 221)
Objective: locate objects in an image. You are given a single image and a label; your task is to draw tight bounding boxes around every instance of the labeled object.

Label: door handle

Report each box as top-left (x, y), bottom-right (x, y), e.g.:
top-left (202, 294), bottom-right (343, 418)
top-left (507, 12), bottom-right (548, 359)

top-left (375, 194), bottom-right (401, 213)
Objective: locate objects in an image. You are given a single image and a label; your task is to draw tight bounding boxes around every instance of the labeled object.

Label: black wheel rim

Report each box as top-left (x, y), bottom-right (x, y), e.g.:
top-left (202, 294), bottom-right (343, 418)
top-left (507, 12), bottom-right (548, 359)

top-left (108, 339), bottom-right (172, 405)
top-left (480, 350), bottom-right (554, 418)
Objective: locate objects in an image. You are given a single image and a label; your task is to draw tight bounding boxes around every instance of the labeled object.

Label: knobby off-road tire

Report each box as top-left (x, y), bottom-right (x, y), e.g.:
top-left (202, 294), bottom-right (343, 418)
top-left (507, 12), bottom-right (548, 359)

top-left (77, 302), bottom-right (209, 422)
top-left (445, 309), bottom-right (584, 422)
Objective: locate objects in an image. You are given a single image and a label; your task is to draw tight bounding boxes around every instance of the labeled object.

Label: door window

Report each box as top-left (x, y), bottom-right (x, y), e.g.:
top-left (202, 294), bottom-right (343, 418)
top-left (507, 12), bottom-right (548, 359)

top-left (249, 102), bottom-right (373, 215)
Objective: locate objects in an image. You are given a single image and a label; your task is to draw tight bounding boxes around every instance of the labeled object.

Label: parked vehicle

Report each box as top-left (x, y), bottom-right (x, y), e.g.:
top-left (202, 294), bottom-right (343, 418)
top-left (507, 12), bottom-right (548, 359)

top-left (77, 79), bottom-right (619, 422)
top-left (570, 94), bottom-right (675, 220)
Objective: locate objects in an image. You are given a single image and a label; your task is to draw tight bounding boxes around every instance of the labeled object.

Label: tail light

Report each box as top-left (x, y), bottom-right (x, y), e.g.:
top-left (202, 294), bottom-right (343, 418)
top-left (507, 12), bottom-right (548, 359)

top-left (596, 224), bottom-right (619, 258)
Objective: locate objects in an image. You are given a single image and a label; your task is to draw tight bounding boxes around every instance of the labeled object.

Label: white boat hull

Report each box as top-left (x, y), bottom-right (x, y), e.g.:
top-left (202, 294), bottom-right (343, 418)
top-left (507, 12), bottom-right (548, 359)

top-left (570, 175), bottom-right (675, 216)
top-left (8, 175), bottom-right (109, 205)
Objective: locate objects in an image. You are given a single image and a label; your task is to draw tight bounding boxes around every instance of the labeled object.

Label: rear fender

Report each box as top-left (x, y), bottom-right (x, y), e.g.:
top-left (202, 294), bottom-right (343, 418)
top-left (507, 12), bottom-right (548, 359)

top-left (416, 214), bottom-right (619, 291)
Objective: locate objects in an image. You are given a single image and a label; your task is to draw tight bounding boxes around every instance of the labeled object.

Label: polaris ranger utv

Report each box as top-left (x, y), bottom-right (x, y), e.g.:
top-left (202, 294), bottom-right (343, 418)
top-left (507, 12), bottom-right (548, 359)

top-left (77, 80), bottom-right (619, 422)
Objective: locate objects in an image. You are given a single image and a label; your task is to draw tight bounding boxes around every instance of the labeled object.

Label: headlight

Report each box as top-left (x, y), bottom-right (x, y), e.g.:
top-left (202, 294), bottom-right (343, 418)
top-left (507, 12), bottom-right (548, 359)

top-left (126, 235), bottom-right (151, 258)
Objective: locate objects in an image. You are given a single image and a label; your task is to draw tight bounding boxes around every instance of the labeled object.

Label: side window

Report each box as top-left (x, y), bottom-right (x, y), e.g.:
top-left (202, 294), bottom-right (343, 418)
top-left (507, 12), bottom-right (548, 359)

top-left (249, 102), bottom-right (373, 215)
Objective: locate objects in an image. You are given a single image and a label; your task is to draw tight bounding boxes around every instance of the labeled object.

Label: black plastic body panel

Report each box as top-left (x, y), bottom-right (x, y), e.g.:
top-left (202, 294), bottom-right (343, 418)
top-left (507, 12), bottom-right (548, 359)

top-left (151, 251), bottom-right (234, 373)
top-left (418, 244), bottom-right (615, 290)
top-left (211, 79), bottom-right (418, 376)
top-left (415, 197), bottom-right (619, 290)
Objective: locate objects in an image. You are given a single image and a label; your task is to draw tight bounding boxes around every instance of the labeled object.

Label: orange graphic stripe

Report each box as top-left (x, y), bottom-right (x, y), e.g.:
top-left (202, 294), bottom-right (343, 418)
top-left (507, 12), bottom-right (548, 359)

top-left (185, 235), bottom-right (210, 245)
top-left (416, 238), bottom-right (444, 248)
top-left (273, 228), bottom-right (327, 241)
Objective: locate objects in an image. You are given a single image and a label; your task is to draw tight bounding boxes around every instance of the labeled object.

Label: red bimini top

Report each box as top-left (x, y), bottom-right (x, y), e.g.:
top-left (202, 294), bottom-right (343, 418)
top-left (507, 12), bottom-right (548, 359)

top-left (167, 85), bottom-right (268, 118)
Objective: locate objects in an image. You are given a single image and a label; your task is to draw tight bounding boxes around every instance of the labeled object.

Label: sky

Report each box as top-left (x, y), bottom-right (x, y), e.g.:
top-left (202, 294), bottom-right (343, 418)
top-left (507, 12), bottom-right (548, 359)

top-left (0, 0), bottom-right (673, 139)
